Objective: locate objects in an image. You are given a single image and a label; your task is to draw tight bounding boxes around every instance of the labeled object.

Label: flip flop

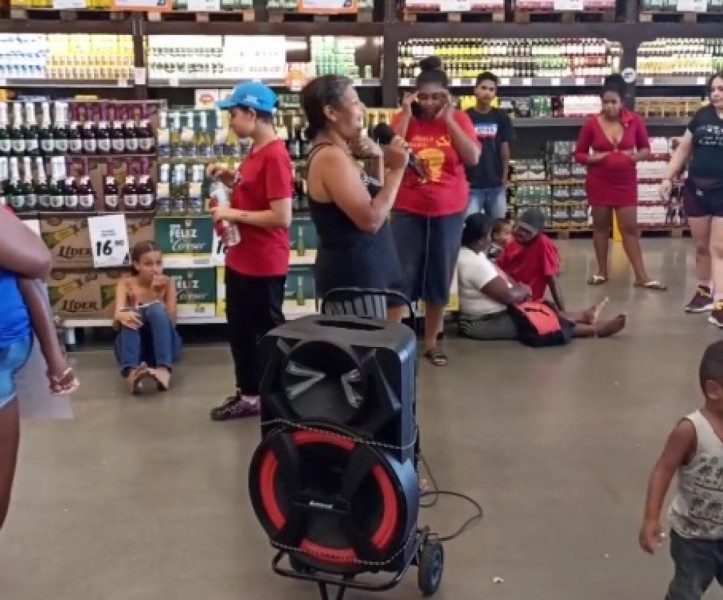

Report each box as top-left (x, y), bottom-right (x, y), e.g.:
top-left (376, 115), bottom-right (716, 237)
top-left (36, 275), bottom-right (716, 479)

top-left (424, 348), bottom-right (448, 367)
top-left (587, 275), bottom-right (608, 286)
top-left (634, 280), bottom-right (667, 291)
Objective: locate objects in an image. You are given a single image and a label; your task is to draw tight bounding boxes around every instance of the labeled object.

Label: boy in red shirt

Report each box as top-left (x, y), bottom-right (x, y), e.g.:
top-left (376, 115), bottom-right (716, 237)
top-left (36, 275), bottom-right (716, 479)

top-left (206, 82), bottom-right (293, 420)
top-left (497, 208), bottom-right (566, 310)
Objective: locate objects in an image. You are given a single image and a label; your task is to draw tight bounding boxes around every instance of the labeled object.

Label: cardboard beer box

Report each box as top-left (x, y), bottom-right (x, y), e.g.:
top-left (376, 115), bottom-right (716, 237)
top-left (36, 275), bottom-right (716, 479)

top-left (167, 267), bottom-right (217, 319)
top-left (126, 215), bottom-right (155, 250)
top-left (47, 270), bottom-right (101, 318)
top-left (41, 216), bottom-right (93, 269)
top-left (97, 269), bottom-right (131, 319)
top-left (155, 216), bottom-right (215, 268)
top-left (284, 265), bottom-right (316, 314)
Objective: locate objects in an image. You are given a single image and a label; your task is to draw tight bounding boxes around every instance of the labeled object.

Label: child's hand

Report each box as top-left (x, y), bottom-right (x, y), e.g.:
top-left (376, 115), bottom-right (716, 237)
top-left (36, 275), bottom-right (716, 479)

top-left (639, 519), bottom-right (662, 554)
top-left (151, 275), bottom-right (169, 292)
top-left (117, 310), bottom-right (142, 331)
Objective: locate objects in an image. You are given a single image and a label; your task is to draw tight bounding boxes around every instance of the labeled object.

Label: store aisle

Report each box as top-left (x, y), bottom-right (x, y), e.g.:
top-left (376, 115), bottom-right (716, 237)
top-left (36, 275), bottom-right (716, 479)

top-left (0, 238), bottom-right (720, 600)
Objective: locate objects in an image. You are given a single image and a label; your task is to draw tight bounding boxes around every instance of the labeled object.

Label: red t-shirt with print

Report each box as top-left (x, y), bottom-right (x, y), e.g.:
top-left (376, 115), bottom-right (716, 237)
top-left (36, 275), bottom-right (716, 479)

top-left (226, 139), bottom-right (293, 277)
top-left (497, 234), bottom-right (560, 301)
top-left (390, 110), bottom-right (480, 217)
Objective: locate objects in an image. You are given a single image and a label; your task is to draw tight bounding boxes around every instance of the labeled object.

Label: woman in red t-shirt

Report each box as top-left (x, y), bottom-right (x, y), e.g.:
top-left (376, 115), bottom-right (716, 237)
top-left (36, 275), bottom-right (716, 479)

top-left (574, 74), bottom-right (665, 290)
top-left (206, 82), bottom-right (293, 421)
top-left (390, 56), bottom-right (481, 366)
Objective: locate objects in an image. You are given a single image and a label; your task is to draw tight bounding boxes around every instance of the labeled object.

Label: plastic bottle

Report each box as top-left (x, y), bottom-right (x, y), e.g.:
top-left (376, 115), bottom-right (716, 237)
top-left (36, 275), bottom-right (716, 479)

top-left (210, 179), bottom-right (241, 247)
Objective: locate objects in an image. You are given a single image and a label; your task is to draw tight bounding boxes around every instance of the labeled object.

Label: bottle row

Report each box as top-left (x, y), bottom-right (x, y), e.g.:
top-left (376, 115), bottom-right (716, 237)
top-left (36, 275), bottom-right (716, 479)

top-left (0, 102), bottom-right (156, 158)
top-left (0, 155), bottom-right (155, 213)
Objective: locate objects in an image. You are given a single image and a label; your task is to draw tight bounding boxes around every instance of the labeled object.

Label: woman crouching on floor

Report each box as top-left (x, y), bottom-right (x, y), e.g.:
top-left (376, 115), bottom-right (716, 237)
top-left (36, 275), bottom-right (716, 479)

top-left (456, 213), bottom-right (627, 345)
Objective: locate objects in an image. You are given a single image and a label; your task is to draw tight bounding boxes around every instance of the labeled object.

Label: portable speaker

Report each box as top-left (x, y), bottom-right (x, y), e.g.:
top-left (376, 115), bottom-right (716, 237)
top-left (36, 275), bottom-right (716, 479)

top-left (249, 315), bottom-right (419, 574)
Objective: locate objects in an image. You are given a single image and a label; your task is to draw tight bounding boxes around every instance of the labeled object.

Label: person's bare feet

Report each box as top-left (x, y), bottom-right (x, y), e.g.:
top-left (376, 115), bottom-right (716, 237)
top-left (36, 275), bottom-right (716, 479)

top-left (127, 363), bottom-right (149, 394)
top-left (582, 297), bottom-right (610, 325)
top-left (595, 314), bottom-right (627, 338)
top-left (149, 366), bottom-right (171, 392)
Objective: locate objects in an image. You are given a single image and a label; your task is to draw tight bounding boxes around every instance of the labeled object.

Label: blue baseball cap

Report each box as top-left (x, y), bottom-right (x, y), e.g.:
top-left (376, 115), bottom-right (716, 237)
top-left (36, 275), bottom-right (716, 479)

top-left (217, 81), bottom-right (278, 114)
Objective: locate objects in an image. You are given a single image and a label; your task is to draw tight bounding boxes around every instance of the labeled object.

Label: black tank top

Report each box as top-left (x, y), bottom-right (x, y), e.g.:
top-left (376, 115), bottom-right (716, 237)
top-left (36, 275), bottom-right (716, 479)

top-left (306, 143), bottom-right (402, 296)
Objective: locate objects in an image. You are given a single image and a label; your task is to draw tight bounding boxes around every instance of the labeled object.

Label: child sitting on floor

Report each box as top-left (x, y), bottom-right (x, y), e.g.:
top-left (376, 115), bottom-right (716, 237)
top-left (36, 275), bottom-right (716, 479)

top-left (487, 218), bottom-right (513, 262)
top-left (496, 208), bottom-right (566, 311)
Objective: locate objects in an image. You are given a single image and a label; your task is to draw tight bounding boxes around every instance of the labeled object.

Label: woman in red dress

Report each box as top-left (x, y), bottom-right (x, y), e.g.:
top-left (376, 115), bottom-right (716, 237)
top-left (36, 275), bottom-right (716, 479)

top-left (574, 74), bottom-right (665, 289)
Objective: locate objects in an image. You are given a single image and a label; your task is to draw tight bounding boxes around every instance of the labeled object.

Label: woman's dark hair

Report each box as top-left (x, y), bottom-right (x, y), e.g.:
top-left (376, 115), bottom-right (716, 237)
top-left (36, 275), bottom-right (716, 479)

top-left (301, 75), bottom-right (353, 140)
top-left (130, 240), bottom-right (160, 274)
top-left (416, 56), bottom-right (448, 89)
top-left (476, 71), bottom-right (499, 87)
top-left (462, 213), bottom-right (493, 247)
top-left (601, 73), bottom-right (626, 99)
top-left (708, 71), bottom-right (723, 91)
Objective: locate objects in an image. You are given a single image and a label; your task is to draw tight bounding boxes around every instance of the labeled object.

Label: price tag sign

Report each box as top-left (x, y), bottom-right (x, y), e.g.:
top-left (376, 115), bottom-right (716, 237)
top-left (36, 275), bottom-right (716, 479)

top-left (697, 76), bottom-right (706, 85)
top-left (297, 0), bottom-right (358, 13)
top-left (188, 0), bottom-right (220, 10)
top-left (440, 0), bottom-right (471, 10)
top-left (522, 77), bottom-right (532, 87)
top-left (575, 77), bottom-right (585, 86)
top-left (53, 0), bottom-right (86, 7)
top-left (676, 0), bottom-right (706, 11)
top-left (551, 77), bottom-right (561, 86)
top-left (554, 0), bottom-right (582, 8)
top-left (452, 78), bottom-right (462, 87)
top-left (88, 214), bottom-right (130, 269)
top-left (133, 68), bottom-right (147, 85)
top-left (169, 77), bottom-right (179, 88)
top-left (643, 77), bottom-right (653, 86)
top-left (112, 0), bottom-right (171, 10)
top-left (500, 77), bottom-right (510, 86)
top-left (212, 229), bottom-right (227, 267)
top-left (23, 219), bottom-right (41, 237)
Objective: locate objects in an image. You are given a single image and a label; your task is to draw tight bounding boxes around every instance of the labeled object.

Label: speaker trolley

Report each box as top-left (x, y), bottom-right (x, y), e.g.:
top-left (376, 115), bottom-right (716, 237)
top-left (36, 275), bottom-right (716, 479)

top-left (270, 524), bottom-right (444, 600)
top-left (252, 289), bottom-right (444, 599)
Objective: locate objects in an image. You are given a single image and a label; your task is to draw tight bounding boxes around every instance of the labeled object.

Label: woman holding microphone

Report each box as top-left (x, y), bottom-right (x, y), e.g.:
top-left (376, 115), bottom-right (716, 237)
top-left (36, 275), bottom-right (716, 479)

top-left (391, 56), bottom-right (481, 366)
top-left (206, 82), bottom-right (293, 421)
top-left (301, 75), bottom-right (409, 317)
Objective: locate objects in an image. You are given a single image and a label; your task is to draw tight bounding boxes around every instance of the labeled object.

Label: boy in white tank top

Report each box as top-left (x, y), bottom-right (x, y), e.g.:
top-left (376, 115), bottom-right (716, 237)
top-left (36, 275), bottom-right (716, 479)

top-left (640, 340), bottom-right (723, 599)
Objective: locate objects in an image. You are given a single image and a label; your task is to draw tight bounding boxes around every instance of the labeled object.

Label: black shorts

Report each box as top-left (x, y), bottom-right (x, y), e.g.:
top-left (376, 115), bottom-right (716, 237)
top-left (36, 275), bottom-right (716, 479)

top-left (682, 179), bottom-right (723, 219)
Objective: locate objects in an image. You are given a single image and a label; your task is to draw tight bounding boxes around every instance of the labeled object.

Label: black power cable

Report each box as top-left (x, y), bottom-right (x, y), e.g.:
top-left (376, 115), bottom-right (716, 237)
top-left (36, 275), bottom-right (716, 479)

top-left (418, 452), bottom-right (484, 543)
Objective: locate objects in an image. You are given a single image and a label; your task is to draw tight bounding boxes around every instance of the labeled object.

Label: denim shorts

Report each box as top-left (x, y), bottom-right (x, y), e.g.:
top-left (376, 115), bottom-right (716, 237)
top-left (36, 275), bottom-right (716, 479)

top-left (390, 210), bottom-right (465, 306)
top-left (0, 334), bottom-right (33, 410)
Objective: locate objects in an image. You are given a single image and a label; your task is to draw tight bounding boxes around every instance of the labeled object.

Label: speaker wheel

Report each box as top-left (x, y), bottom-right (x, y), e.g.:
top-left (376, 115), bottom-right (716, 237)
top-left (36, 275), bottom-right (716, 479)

top-left (289, 554), bottom-right (317, 575)
top-left (417, 541), bottom-right (444, 597)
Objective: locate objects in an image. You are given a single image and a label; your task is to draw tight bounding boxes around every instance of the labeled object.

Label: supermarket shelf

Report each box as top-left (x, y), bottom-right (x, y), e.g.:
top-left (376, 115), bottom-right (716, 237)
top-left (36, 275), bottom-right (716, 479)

top-left (0, 18), bottom-right (135, 34)
top-left (0, 78), bottom-right (135, 88)
top-left (143, 20), bottom-right (384, 36)
top-left (636, 76), bottom-right (711, 87)
top-left (400, 76), bottom-right (608, 88)
top-left (147, 77), bottom-right (381, 88)
top-left (511, 116), bottom-right (690, 127)
top-left (61, 310), bottom-right (315, 330)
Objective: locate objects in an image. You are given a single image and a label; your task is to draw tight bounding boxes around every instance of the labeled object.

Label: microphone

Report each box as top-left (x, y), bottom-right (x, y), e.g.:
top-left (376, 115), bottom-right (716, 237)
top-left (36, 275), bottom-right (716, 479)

top-left (372, 123), bottom-right (427, 179)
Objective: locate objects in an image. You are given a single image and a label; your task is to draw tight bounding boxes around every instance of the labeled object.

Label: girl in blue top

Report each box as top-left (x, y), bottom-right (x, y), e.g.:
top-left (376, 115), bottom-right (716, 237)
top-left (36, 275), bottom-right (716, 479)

top-left (0, 209), bottom-right (77, 531)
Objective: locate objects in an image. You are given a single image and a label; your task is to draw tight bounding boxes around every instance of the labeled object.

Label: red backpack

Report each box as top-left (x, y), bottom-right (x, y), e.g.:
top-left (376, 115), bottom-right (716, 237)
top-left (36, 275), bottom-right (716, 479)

top-left (507, 301), bottom-right (574, 347)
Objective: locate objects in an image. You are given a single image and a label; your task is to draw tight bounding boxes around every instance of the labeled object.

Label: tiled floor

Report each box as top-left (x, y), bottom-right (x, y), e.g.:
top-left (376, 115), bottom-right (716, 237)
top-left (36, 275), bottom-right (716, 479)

top-left (1, 238), bottom-right (721, 600)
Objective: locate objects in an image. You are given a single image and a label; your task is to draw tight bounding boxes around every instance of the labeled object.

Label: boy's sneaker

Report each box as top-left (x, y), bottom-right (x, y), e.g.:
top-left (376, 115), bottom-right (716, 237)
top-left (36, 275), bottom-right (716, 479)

top-left (708, 302), bottom-right (723, 328)
top-left (210, 392), bottom-right (260, 421)
top-left (685, 286), bottom-right (715, 313)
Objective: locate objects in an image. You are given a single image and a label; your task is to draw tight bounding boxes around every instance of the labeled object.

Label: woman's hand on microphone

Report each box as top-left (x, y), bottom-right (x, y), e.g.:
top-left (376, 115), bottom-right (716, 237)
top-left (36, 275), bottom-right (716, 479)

top-left (383, 137), bottom-right (409, 172)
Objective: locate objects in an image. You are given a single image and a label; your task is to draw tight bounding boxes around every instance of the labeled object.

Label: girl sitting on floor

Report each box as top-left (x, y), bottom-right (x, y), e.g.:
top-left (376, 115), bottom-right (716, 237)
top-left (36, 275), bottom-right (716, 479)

top-left (113, 241), bottom-right (182, 394)
top-left (457, 213), bottom-right (627, 343)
